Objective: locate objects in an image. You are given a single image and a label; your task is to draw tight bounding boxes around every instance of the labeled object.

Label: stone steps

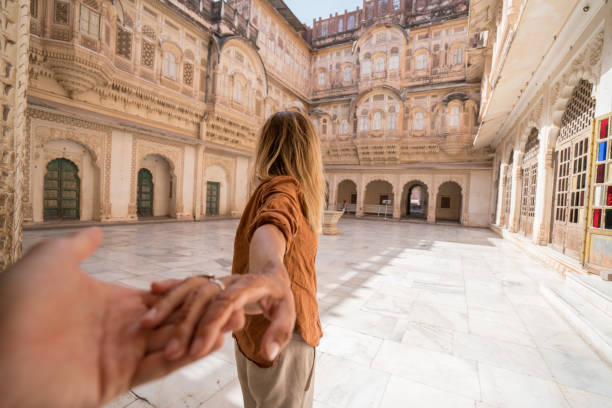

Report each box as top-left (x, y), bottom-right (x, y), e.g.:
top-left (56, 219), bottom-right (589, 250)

top-left (541, 275), bottom-right (612, 365)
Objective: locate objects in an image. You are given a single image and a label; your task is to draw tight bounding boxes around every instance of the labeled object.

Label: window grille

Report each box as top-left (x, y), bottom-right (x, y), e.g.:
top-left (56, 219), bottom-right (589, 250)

top-left (559, 80), bottom-right (596, 143)
top-left (141, 40), bottom-right (155, 68)
top-left (555, 80), bottom-right (595, 224)
top-left (116, 27), bottom-right (132, 59)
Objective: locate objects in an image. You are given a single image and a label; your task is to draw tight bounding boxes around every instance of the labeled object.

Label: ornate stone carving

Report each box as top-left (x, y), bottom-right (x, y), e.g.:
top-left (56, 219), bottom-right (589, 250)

top-left (43, 42), bottom-right (114, 97)
top-left (28, 108), bottom-right (113, 221)
top-left (129, 136), bottom-right (185, 218)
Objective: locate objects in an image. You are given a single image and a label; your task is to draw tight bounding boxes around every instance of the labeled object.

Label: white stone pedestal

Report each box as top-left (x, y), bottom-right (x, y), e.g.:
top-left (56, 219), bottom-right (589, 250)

top-left (323, 210), bottom-right (344, 235)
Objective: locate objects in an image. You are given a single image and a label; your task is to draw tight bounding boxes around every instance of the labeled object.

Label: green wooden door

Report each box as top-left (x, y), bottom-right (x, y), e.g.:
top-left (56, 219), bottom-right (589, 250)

top-left (44, 158), bottom-right (80, 221)
top-left (137, 168), bottom-right (154, 217)
top-left (206, 181), bottom-right (220, 216)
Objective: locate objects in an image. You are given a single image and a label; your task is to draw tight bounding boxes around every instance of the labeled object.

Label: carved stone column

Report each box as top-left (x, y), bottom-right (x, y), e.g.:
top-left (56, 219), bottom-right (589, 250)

top-left (531, 126), bottom-right (557, 245)
top-left (193, 144), bottom-right (206, 221)
top-left (427, 183), bottom-right (437, 224)
top-left (0, 0), bottom-right (29, 270)
top-left (356, 179), bottom-right (365, 218)
top-left (508, 150), bottom-right (524, 233)
top-left (393, 191), bottom-right (401, 219)
top-left (329, 181), bottom-right (338, 211)
top-left (495, 163), bottom-right (508, 226)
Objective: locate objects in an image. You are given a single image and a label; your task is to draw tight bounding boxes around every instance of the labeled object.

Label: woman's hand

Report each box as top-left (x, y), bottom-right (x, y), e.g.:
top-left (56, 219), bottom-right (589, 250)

top-left (141, 272), bottom-right (296, 362)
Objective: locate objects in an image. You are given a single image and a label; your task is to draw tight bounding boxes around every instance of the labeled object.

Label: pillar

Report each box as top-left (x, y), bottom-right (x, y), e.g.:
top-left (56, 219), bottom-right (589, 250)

top-left (507, 150), bottom-right (524, 233)
top-left (356, 180), bottom-right (365, 218)
top-left (393, 190), bottom-right (401, 219)
top-left (0, 0), bottom-right (29, 270)
top-left (531, 126), bottom-right (557, 244)
top-left (594, 3), bottom-right (612, 117)
top-left (427, 184), bottom-right (436, 223)
top-left (330, 181), bottom-right (338, 211)
top-left (495, 163), bottom-right (508, 226)
top-left (193, 144), bottom-right (205, 221)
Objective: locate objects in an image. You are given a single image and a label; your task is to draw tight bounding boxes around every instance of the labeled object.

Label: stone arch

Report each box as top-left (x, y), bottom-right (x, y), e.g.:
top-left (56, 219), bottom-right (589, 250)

top-left (363, 179), bottom-right (395, 216)
top-left (550, 37), bottom-right (601, 130)
top-left (139, 153), bottom-right (176, 218)
top-left (352, 22), bottom-right (409, 53)
top-left (218, 36), bottom-right (268, 94)
top-left (336, 179), bottom-right (358, 213)
top-left (33, 138), bottom-right (101, 222)
top-left (130, 138), bottom-right (184, 219)
top-left (436, 181), bottom-right (463, 223)
top-left (401, 179), bottom-right (430, 218)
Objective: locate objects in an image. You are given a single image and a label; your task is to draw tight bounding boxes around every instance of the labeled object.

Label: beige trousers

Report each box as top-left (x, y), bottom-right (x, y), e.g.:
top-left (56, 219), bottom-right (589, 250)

top-left (234, 333), bottom-right (316, 408)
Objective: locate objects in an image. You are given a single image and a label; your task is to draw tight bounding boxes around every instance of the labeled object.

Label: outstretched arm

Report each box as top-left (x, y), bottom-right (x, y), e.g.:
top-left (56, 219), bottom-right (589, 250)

top-left (0, 228), bottom-right (211, 408)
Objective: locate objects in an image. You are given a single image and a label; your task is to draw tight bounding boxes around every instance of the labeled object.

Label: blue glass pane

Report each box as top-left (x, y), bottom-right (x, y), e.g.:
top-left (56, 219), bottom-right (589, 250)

top-left (598, 141), bottom-right (608, 162)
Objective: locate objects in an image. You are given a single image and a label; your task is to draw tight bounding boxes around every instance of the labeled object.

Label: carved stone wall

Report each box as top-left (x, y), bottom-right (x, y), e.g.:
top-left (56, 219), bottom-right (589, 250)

top-left (0, 0), bottom-right (29, 270)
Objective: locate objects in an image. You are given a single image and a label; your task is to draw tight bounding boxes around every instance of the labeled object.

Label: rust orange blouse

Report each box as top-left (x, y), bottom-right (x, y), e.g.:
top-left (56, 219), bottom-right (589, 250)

top-left (232, 176), bottom-right (322, 367)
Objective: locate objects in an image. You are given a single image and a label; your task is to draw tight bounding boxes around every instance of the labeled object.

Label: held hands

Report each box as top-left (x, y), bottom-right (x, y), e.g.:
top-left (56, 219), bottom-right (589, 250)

top-left (141, 224), bottom-right (297, 365)
top-left (0, 227), bottom-right (296, 407)
top-left (141, 266), bottom-right (297, 363)
top-left (0, 228), bottom-right (205, 408)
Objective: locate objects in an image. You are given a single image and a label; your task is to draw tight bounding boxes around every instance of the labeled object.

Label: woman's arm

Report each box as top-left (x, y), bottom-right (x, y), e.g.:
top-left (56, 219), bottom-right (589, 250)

top-left (246, 224), bottom-right (290, 312)
top-left (139, 224), bottom-right (296, 362)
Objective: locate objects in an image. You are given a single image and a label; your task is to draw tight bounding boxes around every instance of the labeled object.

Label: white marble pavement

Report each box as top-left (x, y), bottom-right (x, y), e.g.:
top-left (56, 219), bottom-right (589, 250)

top-left (23, 218), bottom-right (612, 408)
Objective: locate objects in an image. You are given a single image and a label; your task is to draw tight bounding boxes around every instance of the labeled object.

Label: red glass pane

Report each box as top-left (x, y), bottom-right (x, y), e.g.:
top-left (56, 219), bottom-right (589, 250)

top-left (597, 164), bottom-right (606, 183)
top-left (601, 118), bottom-right (609, 140)
top-left (593, 209), bottom-right (602, 228)
top-left (608, 186), bottom-right (612, 206)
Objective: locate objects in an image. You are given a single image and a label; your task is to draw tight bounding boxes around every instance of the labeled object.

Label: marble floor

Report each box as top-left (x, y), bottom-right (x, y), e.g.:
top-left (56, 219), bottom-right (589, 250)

top-left (23, 219), bottom-right (612, 408)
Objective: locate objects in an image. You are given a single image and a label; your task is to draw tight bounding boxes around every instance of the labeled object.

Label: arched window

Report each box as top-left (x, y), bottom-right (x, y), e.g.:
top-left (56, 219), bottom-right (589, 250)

top-left (313, 119), bottom-right (319, 132)
top-left (347, 15), bottom-right (355, 30)
top-left (80, 5), bottom-right (100, 39)
top-left (416, 53), bottom-right (428, 70)
top-left (162, 52), bottom-right (177, 80)
top-left (322, 119), bottom-right (328, 135)
top-left (318, 71), bottom-right (326, 87)
top-left (233, 80), bottom-right (242, 103)
top-left (343, 66), bottom-right (352, 82)
top-left (449, 106), bottom-right (460, 127)
top-left (360, 116), bottom-right (369, 132)
top-left (452, 47), bottom-right (464, 65)
top-left (373, 112), bottom-right (382, 130)
top-left (414, 111), bottom-right (425, 131)
top-left (386, 113), bottom-right (397, 130)
top-left (389, 55), bottom-right (399, 71)
top-left (340, 119), bottom-right (349, 134)
top-left (362, 59), bottom-right (372, 76)
top-left (338, 18), bottom-right (343, 32)
top-left (375, 57), bottom-right (385, 73)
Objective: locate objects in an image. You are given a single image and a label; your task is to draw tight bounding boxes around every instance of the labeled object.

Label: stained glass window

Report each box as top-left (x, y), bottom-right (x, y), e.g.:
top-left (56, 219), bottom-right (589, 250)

top-left (592, 116), bottom-right (612, 230)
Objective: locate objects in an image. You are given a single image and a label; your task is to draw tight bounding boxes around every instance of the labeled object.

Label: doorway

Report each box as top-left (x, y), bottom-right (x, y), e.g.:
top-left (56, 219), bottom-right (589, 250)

top-left (137, 168), bottom-right (154, 217)
top-left (43, 158), bottom-right (80, 221)
top-left (206, 181), bottom-right (220, 216)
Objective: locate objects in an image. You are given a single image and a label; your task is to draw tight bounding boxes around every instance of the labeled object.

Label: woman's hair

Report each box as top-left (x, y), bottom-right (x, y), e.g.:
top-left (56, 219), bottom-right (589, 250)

top-left (252, 111), bottom-right (325, 233)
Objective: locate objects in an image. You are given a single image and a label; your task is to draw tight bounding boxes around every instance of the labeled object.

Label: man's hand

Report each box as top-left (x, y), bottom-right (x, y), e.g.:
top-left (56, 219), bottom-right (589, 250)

top-left (0, 228), bottom-right (199, 408)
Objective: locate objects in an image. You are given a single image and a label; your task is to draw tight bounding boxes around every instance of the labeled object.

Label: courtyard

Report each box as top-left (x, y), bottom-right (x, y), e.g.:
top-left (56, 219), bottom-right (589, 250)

top-left (23, 219), bottom-right (612, 408)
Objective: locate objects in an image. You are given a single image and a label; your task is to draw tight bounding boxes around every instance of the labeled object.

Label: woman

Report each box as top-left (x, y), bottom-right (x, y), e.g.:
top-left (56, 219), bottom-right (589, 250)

top-left (142, 111), bottom-right (325, 408)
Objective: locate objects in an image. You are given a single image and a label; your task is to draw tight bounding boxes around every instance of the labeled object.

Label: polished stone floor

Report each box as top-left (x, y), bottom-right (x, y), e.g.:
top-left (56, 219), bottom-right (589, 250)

top-left (23, 219), bottom-right (612, 408)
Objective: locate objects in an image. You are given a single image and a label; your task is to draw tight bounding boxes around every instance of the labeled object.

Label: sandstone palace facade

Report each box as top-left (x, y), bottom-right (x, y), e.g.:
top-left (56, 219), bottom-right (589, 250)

top-left (21, 0), bottom-right (487, 227)
top-left (1, 0), bottom-right (612, 276)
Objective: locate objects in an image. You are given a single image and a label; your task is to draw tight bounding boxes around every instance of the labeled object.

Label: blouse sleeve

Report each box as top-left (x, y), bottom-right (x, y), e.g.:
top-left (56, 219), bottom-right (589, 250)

top-left (247, 177), bottom-right (302, 248)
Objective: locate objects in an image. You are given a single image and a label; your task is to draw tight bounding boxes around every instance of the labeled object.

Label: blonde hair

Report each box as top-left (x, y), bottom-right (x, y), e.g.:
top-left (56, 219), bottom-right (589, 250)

top-left (252, 111), bottom-right (325, 234)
